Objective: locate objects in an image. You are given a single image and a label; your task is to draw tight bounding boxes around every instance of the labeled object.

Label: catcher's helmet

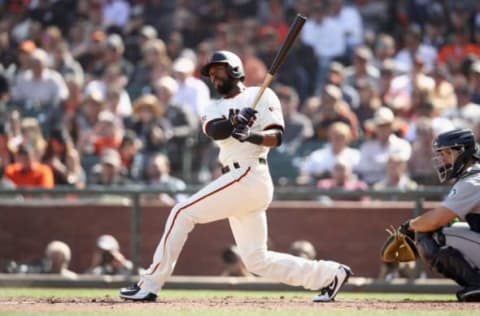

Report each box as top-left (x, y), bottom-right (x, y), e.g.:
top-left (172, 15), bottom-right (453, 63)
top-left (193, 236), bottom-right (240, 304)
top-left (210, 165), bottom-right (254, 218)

top-left (432, 128), bottom-right (480, 182)
top-left (200, 50), bottom-right (245, 80)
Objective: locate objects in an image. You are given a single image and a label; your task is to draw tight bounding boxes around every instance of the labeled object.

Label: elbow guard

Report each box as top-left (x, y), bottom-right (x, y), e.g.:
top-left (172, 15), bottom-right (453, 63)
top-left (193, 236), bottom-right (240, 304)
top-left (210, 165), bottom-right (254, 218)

top-left (205, 119), bottom-right (234, 140)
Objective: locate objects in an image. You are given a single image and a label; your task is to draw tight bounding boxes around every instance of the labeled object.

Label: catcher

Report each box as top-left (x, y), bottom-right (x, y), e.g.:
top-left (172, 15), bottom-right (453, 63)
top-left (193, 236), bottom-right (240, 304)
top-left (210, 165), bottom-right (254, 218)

top-left (381, 128), bottom-right (480, 302)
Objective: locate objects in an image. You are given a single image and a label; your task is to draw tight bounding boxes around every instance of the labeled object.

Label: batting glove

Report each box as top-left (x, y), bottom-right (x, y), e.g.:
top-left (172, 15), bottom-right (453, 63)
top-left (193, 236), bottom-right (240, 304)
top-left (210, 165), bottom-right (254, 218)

top-left (234, 107), bottom-right (257, 126)
top-left (231, 124), bottom-right (251, 142)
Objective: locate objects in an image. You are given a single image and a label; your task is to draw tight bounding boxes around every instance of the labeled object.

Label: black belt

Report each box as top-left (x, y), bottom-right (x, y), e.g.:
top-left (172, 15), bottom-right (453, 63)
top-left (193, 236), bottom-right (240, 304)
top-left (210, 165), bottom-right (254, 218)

top-left (221, 158), bottom-right (267, 174)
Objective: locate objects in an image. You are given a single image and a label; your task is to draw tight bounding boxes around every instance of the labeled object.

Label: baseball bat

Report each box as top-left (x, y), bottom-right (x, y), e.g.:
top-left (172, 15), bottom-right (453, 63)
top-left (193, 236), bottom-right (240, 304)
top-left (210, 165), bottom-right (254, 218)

top-left (251, 14), bottom-right (307, 110)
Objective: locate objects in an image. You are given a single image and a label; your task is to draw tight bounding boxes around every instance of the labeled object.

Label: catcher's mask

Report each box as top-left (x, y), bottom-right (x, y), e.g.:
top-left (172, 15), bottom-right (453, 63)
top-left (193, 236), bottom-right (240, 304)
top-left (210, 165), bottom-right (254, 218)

top-left (432, 128), bottom-right (480, 182)
top-left (200, 50), bottom-right (245, 81)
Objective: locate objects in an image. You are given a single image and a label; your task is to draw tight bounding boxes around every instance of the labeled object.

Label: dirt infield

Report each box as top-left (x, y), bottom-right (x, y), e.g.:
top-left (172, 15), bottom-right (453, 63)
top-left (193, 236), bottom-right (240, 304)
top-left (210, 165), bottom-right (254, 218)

top-left (0, 296), bottom-right (479, 312)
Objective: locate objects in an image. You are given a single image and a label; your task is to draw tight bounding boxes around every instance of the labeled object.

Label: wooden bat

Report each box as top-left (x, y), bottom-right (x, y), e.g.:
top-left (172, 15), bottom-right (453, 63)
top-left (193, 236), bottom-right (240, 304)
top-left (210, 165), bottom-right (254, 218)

top-left (251, 14), bottom-right (307, 110)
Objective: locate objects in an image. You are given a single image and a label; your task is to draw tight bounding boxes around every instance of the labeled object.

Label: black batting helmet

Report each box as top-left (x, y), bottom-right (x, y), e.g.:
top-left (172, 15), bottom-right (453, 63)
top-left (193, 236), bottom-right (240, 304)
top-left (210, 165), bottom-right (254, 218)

top-left (200, 50), bottom-right (245, 80)
top-left (432, 128), bottom-right (480, 182)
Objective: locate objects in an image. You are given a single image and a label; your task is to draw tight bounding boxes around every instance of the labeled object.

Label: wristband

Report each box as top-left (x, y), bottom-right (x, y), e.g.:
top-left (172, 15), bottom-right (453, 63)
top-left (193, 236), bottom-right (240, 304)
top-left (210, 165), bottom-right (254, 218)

top-left (245, 132), bottom-right (264, 145)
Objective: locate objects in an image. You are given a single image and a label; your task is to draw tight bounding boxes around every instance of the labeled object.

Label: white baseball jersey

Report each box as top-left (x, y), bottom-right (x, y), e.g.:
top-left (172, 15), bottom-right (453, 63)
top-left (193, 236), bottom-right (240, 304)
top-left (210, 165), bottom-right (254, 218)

top-left (137, 85), bottom-right (346, 295)
top-left (201, 86), bottom-right (284, 165)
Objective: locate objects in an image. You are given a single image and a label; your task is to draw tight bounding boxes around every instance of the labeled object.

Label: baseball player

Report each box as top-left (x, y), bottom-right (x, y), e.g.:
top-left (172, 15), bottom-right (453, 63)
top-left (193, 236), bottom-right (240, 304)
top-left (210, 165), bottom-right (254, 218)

top-left (398, 129), bottom-right (480, 302)
top-left (120, 50), bottom-right (351, 302)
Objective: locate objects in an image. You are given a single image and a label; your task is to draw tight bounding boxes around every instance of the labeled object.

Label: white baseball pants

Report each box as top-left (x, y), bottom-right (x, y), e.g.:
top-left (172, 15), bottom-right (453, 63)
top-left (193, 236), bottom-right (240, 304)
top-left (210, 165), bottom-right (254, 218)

top-left (139, 159), bottom-right (342, 293)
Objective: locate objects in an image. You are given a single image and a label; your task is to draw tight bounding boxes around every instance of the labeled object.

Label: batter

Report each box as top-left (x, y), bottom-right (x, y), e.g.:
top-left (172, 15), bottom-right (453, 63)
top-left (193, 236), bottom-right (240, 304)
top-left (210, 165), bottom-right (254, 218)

top-left (120, 50), bottom-right (351, 302)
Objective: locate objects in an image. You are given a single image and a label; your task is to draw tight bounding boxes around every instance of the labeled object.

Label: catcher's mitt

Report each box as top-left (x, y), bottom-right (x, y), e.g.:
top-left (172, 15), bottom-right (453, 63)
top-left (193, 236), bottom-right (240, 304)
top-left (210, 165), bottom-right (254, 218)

top-left (380, 225), bottom-right (418, 262)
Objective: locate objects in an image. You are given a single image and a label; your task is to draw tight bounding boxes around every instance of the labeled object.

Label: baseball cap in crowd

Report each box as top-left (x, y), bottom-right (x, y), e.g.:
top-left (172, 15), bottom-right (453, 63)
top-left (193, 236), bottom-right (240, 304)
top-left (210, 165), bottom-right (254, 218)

top-left (106, 34), bottom-right (124, 52)
top-left (30, 48), bottom-right (49, 65)
top-left (155, 76), bottom-right (179, 95)
top-left (96, 234), bottom-right (120, 252)
top-left (328, 62), bottom-right (344, 85)
top-left (172, 57), bottom-right (195, 74)
top-left (371, 106), bottom-right (395, 126)
top-left (140, 25), bottom-right (158, 40)
top-left (354, 46), bottom-right (373, 61)
top-left (323, 84), bottom-right (342, 101)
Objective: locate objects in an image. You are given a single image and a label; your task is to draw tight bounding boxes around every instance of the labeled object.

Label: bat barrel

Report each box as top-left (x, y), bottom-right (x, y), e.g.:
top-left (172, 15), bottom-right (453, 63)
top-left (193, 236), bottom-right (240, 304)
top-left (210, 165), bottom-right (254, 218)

top-left (269, 14), bottom-right (307, 75)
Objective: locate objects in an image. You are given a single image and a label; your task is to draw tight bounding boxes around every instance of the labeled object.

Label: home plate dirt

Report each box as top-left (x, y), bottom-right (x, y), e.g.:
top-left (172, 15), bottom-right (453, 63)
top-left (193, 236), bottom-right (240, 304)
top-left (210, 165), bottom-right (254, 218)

top-left (0, 296), bottom-right (479, 312)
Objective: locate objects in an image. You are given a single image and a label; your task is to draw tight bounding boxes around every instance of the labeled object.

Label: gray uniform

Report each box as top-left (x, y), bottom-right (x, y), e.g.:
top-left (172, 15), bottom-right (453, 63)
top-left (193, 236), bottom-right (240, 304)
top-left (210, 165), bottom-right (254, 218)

top-left (441, 163), bottom-right (480, 268)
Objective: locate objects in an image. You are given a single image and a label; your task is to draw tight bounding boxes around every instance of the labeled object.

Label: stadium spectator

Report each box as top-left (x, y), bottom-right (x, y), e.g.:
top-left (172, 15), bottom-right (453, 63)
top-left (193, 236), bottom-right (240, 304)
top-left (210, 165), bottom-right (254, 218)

top-left (442, 80), bottom-right (480, 130)
top-left (118, 129), bottom-right (144, 182)
top-left (316, 157), bottom-right (369, 202)
top-left (301, 1), bottom-right (346, 89)
top-left (4, 143), bottom-right (54, 188)
top-left (11, 48), bottom-right (69, 107)
top-left (43, 240), bottom-right (77, 279)
top-left (330, 0), bottom-right (364, 58)
top-left (429, 65), bottom-right (456, 113)
top-left (12, 40), bottom-right (37, 79)
top-left (84, 63), bottom-right (133, 119)
top-left (353, 78), bottom-right (381, 132)
top-left (372, 33), bottom-right (396, 69)
top-left (343, 45), bottom-right (379, 88)
top-left (355, 107), bottom-right (411, 185)
top-left (171, 56), bottom-right (210, 117)
top-left (128, 38), bottom-right (171, 100)
top-left (373, 153), bottom-right (418, 200)
top-left (298, 121), bottom-right (360, 185)
top-left (220, 244), bottom-right (252, 277)
top-left (394, 24), bottom-right (437, 73)
top-left (288, 240), bottom-right (317, 260)
top-left (311, 84), bottom-right (359, 142)
top-left (153, 76), bottom-right (199, 178)
top-left (19, 117), bottom-right (47, 160)
top-left (273, 83), bottom-right (313, 155)
top-left (123, 3), bottom-right (157, 63)
top-left (326, 61), bottom-right (359, 111)
top-left (142, 153), bottom-right (187, 206)
top-left (77, 110), bottom-right (123, 156)
top-left (407, 117), bottom-right (441, 186)
top-left (85, 234), bottom-right (133, 276)
top-left (42, 128), bottom-right (84, 188)
top-left (436, 26), bottom-right (480, 73)
top-left (51, 40), bottom-right (84, 89)
top-left (102, 0), bottom-right (131, 29)
top-left (126, 94), bottom-right (171, 156)
top-left (88, 147), bottom-right (130, 186)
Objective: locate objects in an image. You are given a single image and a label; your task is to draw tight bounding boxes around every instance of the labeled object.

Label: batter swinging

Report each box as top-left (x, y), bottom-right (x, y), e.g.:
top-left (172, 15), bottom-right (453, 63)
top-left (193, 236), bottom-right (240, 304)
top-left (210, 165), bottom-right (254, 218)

top-left (120, 50), bottom-right (351, 302)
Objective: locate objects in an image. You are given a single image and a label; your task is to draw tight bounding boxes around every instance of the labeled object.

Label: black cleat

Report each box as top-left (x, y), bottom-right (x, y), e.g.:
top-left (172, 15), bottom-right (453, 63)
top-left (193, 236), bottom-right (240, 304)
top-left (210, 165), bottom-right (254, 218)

top-left (313, 265), bottom-right (352, 302)
top-left (120, 284), bottom-right (157, 302)
top-left (457, 286), bottom-right (480, 302)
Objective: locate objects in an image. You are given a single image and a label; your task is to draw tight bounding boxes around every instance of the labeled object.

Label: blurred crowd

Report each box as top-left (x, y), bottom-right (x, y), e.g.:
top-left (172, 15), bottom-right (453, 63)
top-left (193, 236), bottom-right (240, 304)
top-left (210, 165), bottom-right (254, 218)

top-left (2, 0), bottom-right (480, 200)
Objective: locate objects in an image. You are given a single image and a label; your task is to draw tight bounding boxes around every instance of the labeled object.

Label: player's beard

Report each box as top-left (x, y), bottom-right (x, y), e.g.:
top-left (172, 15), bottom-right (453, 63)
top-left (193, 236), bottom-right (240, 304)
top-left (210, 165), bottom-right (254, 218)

top-left (215, 76), bottom-right (236, 95)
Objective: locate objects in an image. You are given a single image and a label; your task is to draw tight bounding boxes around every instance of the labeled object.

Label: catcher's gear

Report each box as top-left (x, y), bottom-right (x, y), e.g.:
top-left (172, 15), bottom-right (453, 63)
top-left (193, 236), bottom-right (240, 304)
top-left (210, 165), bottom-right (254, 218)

top-left (381, 225), bottom-right (418, 262)
top-left (231, 124), bottom-right (251, 142)
top-left (200, 50), bottom-right (245, 80)
top-left (432, 128), bottom-right (480, 182)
